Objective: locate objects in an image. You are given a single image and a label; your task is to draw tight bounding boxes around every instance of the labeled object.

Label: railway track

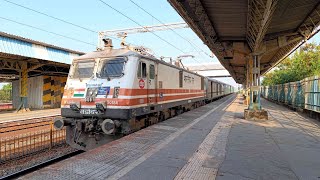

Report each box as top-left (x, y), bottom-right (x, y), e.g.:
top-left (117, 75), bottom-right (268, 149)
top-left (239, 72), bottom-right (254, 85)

top-left (0, 115), bottom-right (57, 133)
top-left (0, 150), bottom-right (83, 180)
top-left (0, 115), bottom-right (66, 163)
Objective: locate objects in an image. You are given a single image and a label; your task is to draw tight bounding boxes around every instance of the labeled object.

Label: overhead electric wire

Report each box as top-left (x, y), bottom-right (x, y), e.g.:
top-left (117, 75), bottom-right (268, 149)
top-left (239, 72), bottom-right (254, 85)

top-left (0, 16), bottom-right (96, 46)
top-left (3, 0), bottom-right (96, 33)
top-left (128, 0), bottom-right (209, 68)
top-left (2, 0), bottom-right (210, 66)
top-left (1, 0), bottom-right (121, 42)
top-left (128, 0), bottom-right (213, 59)
top-left (97, 0), bottom-right (188, 54)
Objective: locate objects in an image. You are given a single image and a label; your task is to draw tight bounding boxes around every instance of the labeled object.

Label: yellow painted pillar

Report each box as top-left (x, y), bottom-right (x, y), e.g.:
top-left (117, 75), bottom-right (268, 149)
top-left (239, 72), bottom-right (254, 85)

top-left (20, 62), bottom-right (28, 98)
top-left (16, 61), bottom-right (29, 112)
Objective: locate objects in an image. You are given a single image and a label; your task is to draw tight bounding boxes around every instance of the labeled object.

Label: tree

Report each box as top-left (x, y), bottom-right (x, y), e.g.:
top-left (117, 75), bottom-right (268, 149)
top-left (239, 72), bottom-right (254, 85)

top-left (0, 83), bottom-right (12, 102)
top-left (1, 83), bottom-right (12, 91)
top-left (262, 42), bottom-right (320, 86)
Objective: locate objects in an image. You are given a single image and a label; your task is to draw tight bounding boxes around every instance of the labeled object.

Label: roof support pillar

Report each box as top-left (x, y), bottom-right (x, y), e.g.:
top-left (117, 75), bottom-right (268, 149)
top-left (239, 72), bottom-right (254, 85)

top-left (16, 61), bottom-right (30, 112)
top-left (244, 57), bottom-right (252, 106)
top-left (249, 55), bottom-right (261, 110)
top-left (244, 55), bottom-right (268, 120)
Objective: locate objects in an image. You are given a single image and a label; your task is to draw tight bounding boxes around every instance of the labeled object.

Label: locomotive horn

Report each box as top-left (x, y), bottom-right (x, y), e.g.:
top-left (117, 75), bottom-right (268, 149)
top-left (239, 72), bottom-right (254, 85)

top-left (103, 38), bottom-right (113, 48)
top-left (53, 117), bottom-right (70, 130)
top-left (101, 119), bottom-right (120, 135)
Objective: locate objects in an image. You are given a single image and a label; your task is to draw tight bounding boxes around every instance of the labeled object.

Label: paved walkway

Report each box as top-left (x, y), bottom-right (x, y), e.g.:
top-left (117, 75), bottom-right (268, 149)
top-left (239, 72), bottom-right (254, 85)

top-left (217, 98), bottom-right (320, 180)
top-left (20, 95), bottom-right (320, 180)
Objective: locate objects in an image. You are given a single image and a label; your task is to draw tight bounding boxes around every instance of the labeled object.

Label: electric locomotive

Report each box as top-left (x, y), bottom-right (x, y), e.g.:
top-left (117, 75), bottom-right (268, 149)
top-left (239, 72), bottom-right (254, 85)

top-left (54, 39), bottom-right (233, 150)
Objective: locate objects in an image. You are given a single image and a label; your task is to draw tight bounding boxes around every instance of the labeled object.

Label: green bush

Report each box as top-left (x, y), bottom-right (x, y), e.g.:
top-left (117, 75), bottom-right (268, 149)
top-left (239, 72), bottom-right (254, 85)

top-left (0, 83), bottom-right (12, 103)
top-left (262, 42), bottom-right (320, 86)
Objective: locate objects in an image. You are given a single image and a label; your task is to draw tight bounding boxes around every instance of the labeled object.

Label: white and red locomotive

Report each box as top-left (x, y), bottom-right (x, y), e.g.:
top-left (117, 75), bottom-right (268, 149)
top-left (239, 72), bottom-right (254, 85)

top-left (54, 39), bottom-right (234, 150)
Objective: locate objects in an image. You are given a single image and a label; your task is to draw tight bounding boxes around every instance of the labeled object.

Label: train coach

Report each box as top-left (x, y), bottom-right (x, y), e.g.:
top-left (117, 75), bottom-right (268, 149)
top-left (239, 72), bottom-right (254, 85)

top-left (54, 39), bottom-right (234, 150)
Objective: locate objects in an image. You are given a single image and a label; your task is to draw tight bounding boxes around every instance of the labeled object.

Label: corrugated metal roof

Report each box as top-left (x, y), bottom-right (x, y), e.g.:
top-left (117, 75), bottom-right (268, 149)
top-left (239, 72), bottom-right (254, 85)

top-left (202, 0), bottom-right (248, 38)
top-left (0, 35), bottom-right (34, 58)
top-left (0, 31), bottom-right (84, 64)
top-left (0, 31), bottom-right (84, 55)
top-left (47, 47), bottom-right (73, 64)
top-left (186, 63), bottom-right (225, 71)
top-left (268, 0), bottom-right (317, 34)
top-left (168, 0), bottom-right (320, 84)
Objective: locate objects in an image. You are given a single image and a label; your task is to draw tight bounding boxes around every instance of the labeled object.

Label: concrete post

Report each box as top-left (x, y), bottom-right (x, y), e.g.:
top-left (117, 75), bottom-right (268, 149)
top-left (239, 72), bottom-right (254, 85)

top-left (244, 57), bottom-right (252, 105)
top-left (249, 55), bottom-right (262, 110)
top-left (256, 56), bottom-right (261, 110)
top-left (244, 55), bottom-right (267, 120)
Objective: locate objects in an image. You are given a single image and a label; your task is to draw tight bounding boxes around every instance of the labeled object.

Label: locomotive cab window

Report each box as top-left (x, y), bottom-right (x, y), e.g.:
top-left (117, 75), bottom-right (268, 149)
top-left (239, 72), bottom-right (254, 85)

top-left (72, 60), bottom-right (95, 79)
top-left (137, 62), bottom-right (147, 78)
top-left (101, 58), bottom-right (126, 78)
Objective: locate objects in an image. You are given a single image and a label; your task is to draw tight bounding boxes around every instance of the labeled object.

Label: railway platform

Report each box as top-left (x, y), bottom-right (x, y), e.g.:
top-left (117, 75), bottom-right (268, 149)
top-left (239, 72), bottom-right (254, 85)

top-left (0, 108), bottom-right (60, 123)
top-left (20, 94), bottom-right (320, 180)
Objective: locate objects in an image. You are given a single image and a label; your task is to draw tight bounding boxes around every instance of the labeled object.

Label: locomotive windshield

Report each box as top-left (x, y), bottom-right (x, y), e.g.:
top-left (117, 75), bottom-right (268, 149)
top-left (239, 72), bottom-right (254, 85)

top-left (100, 58), bottom-right (126, 78)
top-left (72, 61), bottom-right (95, 78)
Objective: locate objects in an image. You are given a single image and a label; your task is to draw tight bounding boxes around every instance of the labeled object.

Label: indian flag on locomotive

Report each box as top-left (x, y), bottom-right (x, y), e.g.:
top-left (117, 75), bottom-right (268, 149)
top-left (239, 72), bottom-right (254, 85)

top-left (73, 89), bottom-right (85, 97)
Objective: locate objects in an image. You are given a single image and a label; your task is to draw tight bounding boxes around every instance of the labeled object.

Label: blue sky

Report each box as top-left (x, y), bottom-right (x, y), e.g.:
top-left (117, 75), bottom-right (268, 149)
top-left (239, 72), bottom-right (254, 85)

top-left (0, 0), bottom-right (319, 87)
top-left (0, 0), bottom-right (216, 64)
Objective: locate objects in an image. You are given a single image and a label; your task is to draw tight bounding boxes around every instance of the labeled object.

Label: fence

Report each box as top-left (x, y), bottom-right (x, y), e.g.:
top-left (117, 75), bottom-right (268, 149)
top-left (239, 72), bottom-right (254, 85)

top-left (262, 75), bottom-right (319, 113)
top-left (0, 120), bottom-right (66, 163)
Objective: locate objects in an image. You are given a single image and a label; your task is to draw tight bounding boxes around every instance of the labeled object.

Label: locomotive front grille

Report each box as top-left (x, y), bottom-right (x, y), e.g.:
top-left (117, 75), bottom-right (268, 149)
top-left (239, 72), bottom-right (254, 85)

top-left (85, 97), bottom-right (95, 102)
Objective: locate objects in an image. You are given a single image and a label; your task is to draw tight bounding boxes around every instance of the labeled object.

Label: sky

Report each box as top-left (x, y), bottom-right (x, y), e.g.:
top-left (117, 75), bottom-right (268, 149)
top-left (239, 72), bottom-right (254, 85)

top-left (0, 0), bottom-right (319, 88)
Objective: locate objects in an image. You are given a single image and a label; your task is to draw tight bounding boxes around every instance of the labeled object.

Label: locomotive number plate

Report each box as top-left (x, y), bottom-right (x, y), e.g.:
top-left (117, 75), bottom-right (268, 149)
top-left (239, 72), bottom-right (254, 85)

top-left (80, 109), bottom-right (98, 115)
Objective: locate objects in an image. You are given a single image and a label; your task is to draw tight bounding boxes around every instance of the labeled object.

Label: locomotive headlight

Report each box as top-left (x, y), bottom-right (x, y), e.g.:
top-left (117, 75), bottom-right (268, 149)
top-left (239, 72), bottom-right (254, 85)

top-left (86, 88), bottom-right (98, 97)
top-left (89, 89), bottom-right (94, 95)
top-left (70, 103), bottom-right (80, 111)
top-left (96, 102), bottom-right (106, 112)
top-left (113, 87), bottom-right (120, 98)
top-left (94, 89), bottom-right (98, 95)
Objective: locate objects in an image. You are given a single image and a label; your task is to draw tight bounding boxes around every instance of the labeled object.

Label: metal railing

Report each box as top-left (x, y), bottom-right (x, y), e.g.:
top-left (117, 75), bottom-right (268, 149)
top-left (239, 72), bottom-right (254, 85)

top-left (262, 75), bottom-right (319, 113)
top-left (0, 121), bottom-right (66, 163)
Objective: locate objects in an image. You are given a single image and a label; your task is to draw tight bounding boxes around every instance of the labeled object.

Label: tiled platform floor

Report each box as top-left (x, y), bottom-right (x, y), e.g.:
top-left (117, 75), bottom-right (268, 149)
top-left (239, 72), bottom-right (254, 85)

top-left (20, 94), bottom-right (320, 180)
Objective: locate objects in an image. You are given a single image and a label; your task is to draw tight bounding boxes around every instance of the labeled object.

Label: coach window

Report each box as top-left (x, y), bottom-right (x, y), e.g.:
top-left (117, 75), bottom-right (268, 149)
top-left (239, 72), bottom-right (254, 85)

top-left (142, 63), bottom-right (147, 78)
top-left (137, 62), bottom-right (147, 78)
top-left (216, 84), bottom-right (219, 95)
top-left (149, 64), bottom-right (155, 79)
top-left (201, 77), bottom-right (204, 90)
top-left (179, 71), bottom-right (183, 88)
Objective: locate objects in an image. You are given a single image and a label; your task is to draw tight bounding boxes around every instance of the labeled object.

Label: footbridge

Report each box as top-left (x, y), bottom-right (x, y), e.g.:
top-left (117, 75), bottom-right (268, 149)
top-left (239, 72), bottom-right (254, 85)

top-left (186, 63), bottom-right (231, 78)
